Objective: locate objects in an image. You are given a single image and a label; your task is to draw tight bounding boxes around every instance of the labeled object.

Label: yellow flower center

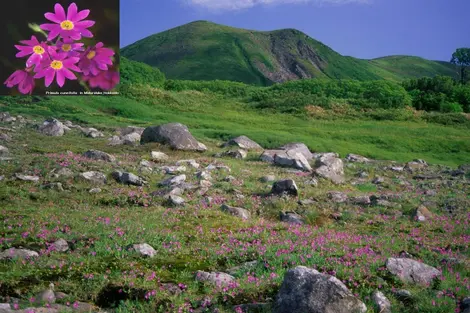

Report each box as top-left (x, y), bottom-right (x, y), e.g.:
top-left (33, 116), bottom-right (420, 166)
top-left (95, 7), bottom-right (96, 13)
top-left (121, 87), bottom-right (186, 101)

top-left (62, 44), bottom-right (72, 52)
top-left (33, 45), bottom-right (45, 55)
top-left (50, 60), bottom-right (63, 70)
top-left (86, 51), bottom-right (96, 59)
top-left (60, 20), bottom-right (74, 30)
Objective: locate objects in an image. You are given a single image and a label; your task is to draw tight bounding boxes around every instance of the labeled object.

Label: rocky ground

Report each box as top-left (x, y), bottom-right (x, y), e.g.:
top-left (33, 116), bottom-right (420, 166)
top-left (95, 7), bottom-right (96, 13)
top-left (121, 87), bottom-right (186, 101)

top-left (0, 112), bottom-right (469, 313)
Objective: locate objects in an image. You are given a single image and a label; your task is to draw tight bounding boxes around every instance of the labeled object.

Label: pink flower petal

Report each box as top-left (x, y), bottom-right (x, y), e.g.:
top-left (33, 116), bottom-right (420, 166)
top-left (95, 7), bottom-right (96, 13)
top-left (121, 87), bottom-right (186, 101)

top-left (62, 68), bottom-right (77, 80)
top-left (80, 29), bottom-right (93, 38)
top-left (75, 20), bottom-right (95, 28)
top-left (40, 23), bottom-right (56, 31)
top-left (73, 9), bottom-right (90, 22)
top-left (47, 28), bottom-right (61, 41)
top-left (45, 12), bottom-right (61, 23)
top-left (54, 3), bottom-right (66, 21)
top-left (45, 68), bottom-right (56, 87)
top-left (56, 70), bottom-right (65, 87)
top-left (67, 3), bottom-right (78, 21)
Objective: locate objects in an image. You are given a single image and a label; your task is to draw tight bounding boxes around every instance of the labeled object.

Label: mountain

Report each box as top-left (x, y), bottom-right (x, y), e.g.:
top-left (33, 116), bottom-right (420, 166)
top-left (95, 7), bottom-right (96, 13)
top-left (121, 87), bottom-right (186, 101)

top-left (121, 21), bottom-right (458, 86)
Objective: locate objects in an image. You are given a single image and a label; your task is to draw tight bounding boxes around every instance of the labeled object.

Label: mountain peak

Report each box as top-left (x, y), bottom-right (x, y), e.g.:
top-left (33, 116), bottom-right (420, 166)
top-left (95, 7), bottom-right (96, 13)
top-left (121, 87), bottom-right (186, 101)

top-left (121, 21), bottom-right (458, 86)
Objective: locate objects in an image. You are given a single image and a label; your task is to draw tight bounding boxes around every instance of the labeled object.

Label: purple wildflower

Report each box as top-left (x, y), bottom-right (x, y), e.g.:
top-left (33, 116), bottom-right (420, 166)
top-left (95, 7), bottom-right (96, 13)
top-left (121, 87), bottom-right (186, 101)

top-left (78, 42), bottom-right (115, 76)
top-left (14, 36), bottom-right (50, 68)
top-left (4, 69), bottom-right (35, 94)
top-left (40, 3), bottom-right (95, 41)
top-left (34, 50), bottom-right (80, 87)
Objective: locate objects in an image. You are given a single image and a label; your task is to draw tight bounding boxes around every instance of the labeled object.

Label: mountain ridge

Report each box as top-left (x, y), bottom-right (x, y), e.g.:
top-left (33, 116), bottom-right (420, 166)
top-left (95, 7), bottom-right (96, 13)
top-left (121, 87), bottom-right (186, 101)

top-left (121, 20), bottom-right (458, 86)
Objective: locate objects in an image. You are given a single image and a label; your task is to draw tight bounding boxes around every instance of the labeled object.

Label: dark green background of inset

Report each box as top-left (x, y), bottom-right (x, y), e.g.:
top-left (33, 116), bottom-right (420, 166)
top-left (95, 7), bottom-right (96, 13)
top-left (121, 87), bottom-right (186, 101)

top-left (0, 0), bottom-right (120, 95)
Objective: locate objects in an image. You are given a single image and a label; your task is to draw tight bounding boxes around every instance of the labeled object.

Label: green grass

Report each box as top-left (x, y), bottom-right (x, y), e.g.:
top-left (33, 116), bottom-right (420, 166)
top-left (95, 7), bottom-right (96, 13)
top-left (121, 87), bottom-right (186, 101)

top-left (2, 86), bottom-right (470, 167)
top-left (121, 21), bottom-right (458, 85)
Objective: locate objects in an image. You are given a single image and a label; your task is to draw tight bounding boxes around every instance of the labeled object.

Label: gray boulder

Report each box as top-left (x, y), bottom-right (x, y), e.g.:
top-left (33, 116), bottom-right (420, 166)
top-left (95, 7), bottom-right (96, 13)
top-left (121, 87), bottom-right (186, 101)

top-left (280, 212), bottom-right (304, 225)
top-left (279, 143), bottom-right (313, 160)
top-left (346, 154), bottom-right (371, 163)
top-left (0, 145), bottom-right (9, 157)
top-left (260, 149), bottom-right (286, 163)
top-left (195, 271), bottom-right (235, 287)
top-left (151, 151), bottom-right (169, 162)
top-left (223, 135), bottom-right (263, 150)
top-left (141, 123), bottom-right (207, 151)
top-left (461, 297), bottom-right (470, 313)
top-left (274, 150), bottom-right (312, 171)
top-left (314, 154), bottom-right (345, 184)
top-left (160, 174), bottom-right (186, 187)
top-left (38, 118), bottom-right (65, 136)
top-left (80, 171), bottom-right (107, 185)
top-left (273, 266), bottom-right (367, 313)
top-left (372, 291), bottom-right (391, 313)
top-left (271, 179), bottom-right (298, 196)
top-left (112, 171), bottom-right (147, 186)
top-left (128, 243), bottom-right (157, 258)
top-left (220, 204), bottom-right (250, 219)
top-left (385, 258), bottom-right (440, 286)
top-left (328, 191), bottom-right (348, 203)
top-left (83, 150), bottom-right (116, 162)
top-left (51, 239), bottom-right (69, 252)
top-left (15, 173), bottom-right (39, 182)
top-left (0, 248), bottom-right (39, 260)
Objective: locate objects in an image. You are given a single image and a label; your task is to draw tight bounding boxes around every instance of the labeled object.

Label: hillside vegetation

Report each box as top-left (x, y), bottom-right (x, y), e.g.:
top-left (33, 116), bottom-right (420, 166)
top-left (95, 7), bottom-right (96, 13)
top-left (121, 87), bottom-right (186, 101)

top-left (121, 21), bottom-right (458, 85)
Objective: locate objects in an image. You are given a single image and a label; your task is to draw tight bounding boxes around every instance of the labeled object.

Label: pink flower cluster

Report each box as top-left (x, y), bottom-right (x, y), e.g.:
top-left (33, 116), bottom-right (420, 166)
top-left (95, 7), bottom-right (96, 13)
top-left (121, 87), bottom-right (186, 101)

top-left (4, 3), bottom-right (119, 94)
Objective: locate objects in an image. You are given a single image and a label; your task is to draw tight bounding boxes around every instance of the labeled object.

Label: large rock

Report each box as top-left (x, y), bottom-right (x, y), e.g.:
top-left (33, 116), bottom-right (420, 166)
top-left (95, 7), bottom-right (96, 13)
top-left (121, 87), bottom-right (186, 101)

top-left (83, 150), bottom-right (116, 162)
top-left (385, 258), bottom-right (441, 286)
top-left (314, 154), bottom-right (345, 184)
top-left (271, 179), bottom-right (298, 196)
top-left (223, 135), bottom-right (263, 150)
top-left (141, 123), bottom-right (207, 151)
top-left (279, 143), bottom-right (313, 160)
top-left (0, 248), bottom-right (39, 260)
top-left (220, 204), bottom-right (250, 219)
top-left (112, 171), bottom-right (147, 186)
top-left (38, 118), bottom-right (65, 136)
top-left (273, 266), bottom-right (367, 313)
top-left (274, 150), bottom-right (312, 172)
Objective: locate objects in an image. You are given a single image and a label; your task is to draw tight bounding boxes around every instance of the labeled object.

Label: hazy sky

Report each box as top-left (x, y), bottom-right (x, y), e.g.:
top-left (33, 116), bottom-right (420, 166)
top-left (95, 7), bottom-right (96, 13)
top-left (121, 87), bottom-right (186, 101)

top-left (120, 0), bottom-right (470, 61)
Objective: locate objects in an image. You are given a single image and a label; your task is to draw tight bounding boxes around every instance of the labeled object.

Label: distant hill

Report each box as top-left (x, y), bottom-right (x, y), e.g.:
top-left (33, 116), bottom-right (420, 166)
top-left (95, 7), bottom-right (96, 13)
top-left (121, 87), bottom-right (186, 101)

top-left (121, 21), bottom-right (458, 86)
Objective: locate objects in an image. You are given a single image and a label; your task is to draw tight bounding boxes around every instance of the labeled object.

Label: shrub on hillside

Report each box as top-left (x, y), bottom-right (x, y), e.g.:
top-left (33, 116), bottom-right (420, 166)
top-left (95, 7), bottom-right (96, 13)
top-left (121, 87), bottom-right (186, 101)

top-left (120, 57), bottom-right (165, 87)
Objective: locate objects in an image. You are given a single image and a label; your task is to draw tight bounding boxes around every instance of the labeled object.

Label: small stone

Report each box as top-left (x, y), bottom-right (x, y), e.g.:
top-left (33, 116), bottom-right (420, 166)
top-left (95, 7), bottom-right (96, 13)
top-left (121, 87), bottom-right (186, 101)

top-left (0, 145), bottom-right (9, 157)
top-left (128, 243), bottom-right (157, 258)
top-left (80, 171), bottom-right (107, 185)
top-left (280, 212), bottom-right (304, 225)
top-left (160, 174), bottom-right (186, 187)
top-left (168, 195), bottom-right (185, 207)
top-left (372, 290), bottom-right (391, 313)
top-left (260, 175), bottom-right (276, 183)
top-left (328, 191), bottom-right (348, 203)
top-left (221, 204), bottom-right (250, 219)
top-left (89, 188), bottom-right (102, 194)
top-left (160, 166), bottom-right (186, 174)
top-left (372, 176), bottom-right (385, 184)
top-left (195, 271), bottom-right (235, 287)
top-left (271, 179), bottom-right (298, 196)
top-left (52, 239), bottom-right (69, 252)
top-left (15, 173), bottom-right (40, 182)
top-left (414, 205), bottom-right (434, 222)
top-left (0, 248), bottom-right (39, 260)
top-left (176, 159), bottom-right (200, 169)
top-left (151, 151), bottom-right (169, 162)
top-left (83, 150), bottom-right (116, 162)
top-left (346, 154), bottom-right (371, 163)
top-left (196, 171), bottom-right (212, 180)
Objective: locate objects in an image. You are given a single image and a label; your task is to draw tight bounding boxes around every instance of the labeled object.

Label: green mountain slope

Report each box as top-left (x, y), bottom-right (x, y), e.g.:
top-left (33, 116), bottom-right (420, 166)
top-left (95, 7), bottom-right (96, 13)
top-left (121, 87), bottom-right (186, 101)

top-left (121, 20), bottom-right (458, 86)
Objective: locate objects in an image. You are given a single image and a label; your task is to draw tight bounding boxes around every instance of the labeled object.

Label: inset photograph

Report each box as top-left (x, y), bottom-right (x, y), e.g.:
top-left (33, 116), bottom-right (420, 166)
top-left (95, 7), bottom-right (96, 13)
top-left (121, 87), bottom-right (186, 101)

top-left (0, 0), bottom-right (119, 95)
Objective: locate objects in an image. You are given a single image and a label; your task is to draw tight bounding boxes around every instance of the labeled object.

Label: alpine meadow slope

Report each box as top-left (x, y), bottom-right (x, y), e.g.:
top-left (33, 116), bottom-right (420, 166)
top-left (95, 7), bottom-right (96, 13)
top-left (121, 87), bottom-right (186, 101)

top-left (121, 21), bottom-right (458, 86)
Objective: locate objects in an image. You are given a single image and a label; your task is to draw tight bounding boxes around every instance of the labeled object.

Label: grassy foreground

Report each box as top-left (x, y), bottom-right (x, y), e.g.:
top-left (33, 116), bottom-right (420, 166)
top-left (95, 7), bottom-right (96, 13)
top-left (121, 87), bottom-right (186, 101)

top-left (0, 117), bottom-right (469, 313)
